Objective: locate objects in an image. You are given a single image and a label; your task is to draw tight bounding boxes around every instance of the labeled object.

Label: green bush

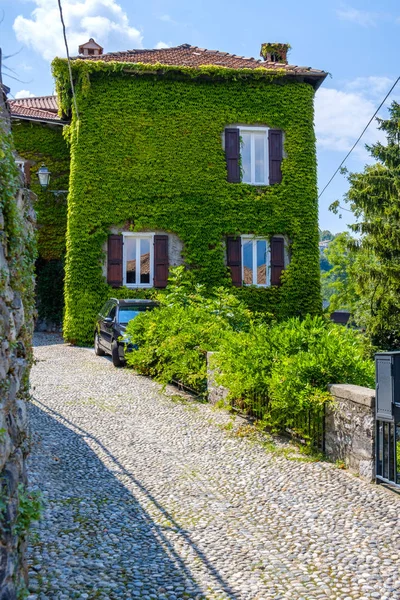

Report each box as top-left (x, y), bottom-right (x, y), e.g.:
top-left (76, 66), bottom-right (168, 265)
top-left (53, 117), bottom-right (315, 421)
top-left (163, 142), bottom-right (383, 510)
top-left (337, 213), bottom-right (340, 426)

top-left (124, 268), bottom-right (253, 393)
top-left (215, 315), bottom-right (375, 432)
top-left (124, 270), bottom-right (374, 441)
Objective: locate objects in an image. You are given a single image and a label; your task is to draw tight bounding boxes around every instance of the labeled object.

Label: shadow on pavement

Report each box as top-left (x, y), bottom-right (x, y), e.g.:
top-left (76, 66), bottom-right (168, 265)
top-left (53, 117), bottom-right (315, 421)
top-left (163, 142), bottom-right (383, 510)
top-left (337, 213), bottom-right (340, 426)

top-left (28, 396), bottom-right (240, 600)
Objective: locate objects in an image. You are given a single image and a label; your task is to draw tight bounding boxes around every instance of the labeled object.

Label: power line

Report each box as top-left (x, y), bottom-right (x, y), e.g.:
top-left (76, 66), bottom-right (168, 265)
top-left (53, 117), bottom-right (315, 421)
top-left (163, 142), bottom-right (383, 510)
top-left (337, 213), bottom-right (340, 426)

top-left (57, 0), bottom-right (79, 121)
top-left (318, 76), bottom-right (400, 200)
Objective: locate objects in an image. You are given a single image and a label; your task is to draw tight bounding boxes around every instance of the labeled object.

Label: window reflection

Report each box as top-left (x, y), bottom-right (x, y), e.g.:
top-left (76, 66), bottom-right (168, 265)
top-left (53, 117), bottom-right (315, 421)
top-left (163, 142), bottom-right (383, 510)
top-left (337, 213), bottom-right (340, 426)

top-left (140, 238), bottom-right (150, 284)
top-left (254, 133), bottom-right (265, 183)
top-left (257, 240), bottom-right (267, 285)
top-left (243, 240), bottom-right (253, 284)
top-left (126, 237), bottom-right (136, 284)
top-left (238, 129), bottom-right (267, 185)
top-left (241, 133), bottom-right (251, 184)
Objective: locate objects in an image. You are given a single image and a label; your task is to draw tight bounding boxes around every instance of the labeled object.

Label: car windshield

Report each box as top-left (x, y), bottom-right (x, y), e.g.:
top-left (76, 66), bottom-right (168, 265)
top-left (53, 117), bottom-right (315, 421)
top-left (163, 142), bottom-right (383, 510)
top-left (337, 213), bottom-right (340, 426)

top-left (118, 306), bottom-right (153, 324)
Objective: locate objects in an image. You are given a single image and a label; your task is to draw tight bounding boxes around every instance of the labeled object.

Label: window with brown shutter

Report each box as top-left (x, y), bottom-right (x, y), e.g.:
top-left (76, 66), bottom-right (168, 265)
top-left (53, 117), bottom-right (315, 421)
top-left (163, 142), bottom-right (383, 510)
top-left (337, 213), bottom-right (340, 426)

top-left (225, 128), bottom-right (240, 183)
top-left (227, 236), bottom-right (242, 287)
top-left (269, 129), bottom-right (283, 184)
top-left (271, 236), bottom-right (285, 286)
top-left (154, 235), bottom-right (169, 288)
top-left (238, 235), bottom-right (286, 287)
top-left (225, 127), bottom-right (283, 185)
top-left (107, 234), bottom-right (123, 288)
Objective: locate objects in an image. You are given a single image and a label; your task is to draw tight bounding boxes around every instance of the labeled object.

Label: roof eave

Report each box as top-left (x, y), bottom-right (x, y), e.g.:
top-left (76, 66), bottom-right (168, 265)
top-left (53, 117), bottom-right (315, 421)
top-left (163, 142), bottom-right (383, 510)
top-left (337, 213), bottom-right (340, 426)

top-left (10, 114), bottom-right (66, 126)
top-left (306, 72), bottom-right (328, 91)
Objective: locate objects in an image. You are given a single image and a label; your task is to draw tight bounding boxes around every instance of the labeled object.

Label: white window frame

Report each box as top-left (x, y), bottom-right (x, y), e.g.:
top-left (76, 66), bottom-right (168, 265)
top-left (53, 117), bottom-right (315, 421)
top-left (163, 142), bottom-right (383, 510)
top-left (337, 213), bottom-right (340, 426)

top-left (122, 232), bottom-right (154, 288)
top-left (239, 126), bottom-right (269, 185)
top-left (241, 235), bottom-right (271, 287)
top-left (15, 160), bottom-right (25, 174)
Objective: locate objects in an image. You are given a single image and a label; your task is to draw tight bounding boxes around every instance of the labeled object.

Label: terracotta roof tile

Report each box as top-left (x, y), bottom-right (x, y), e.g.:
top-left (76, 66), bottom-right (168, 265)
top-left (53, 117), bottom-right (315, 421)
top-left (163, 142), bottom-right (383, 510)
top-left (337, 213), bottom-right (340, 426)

top-left (9, 96), bottom-right (62, 123)
top-left (10, 95), bottom-right (58, 112)
top-left (8, 45), bottom-right (326, 125)
top-left (72, 43), bottom-right (327, 84)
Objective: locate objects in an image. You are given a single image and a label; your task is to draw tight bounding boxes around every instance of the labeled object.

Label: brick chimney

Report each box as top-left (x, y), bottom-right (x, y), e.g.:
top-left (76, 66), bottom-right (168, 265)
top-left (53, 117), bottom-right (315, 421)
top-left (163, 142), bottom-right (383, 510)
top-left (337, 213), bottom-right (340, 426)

top-left (78, 38), bottom-right (103, 56)
top-left (260, 43), bottom-right (290, 64)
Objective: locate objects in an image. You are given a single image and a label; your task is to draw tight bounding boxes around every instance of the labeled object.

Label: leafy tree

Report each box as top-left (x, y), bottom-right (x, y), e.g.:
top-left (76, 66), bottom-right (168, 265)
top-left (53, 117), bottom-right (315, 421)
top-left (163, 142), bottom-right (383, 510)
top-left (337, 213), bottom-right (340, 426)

top-left (336, 101), bottom-right (400, 349)
top-left (319, 229), bottom-right (335, 242)
top-left (321, 232), bottom-right (373, 322)
top-left (319, 229), bottom-right (334, 276)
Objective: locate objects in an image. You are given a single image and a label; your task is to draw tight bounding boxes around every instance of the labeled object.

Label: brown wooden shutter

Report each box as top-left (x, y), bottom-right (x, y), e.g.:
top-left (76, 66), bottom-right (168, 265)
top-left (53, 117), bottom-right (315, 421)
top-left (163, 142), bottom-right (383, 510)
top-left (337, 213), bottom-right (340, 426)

top-left (271, 236), bottom-right (285, 286)
top-left (227, 236), bottom-right (242, 287)
top-left (225, 128), bottom-right (240, 183)
top-left (154, 235), bottom-right (169, 288)
top-left (107, 234), bottom-right (123, 288)
top-left (269, 129), bottom-right (283, 184)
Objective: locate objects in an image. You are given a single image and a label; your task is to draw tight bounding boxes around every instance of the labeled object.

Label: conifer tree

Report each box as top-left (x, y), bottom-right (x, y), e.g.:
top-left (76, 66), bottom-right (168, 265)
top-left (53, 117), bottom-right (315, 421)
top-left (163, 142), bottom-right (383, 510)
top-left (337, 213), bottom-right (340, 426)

top-left (342, 101), bottom-right (400, 348)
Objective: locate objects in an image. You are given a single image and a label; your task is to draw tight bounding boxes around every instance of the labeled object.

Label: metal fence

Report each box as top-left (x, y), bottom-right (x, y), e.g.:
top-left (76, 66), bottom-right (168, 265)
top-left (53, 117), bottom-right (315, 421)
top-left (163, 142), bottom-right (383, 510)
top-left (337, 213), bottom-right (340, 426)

top-left (231, 394), bottom-right (325, 451)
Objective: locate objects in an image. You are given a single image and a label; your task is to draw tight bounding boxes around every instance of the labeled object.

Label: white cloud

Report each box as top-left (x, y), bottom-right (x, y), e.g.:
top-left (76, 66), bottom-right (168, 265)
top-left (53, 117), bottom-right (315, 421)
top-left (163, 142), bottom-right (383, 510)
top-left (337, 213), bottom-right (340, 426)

top-left (17, 62), bottom-right (33, 72)
top-left (156, 13), bottom-right (187, 28)
top-left (315, 86), bottom-right (387, 159)
top-left (13, 0), bottom-right (143, 62)
top-left (336, 6), bottom-right (379, 27)
top-left (345, 76), bottom-right (394, 97)
top-left (159, 14), bottom-right (175, 24)
top-left (155, 41), bottom-right (169, 49)
top-left (14, 89), bottom-right (36, 98)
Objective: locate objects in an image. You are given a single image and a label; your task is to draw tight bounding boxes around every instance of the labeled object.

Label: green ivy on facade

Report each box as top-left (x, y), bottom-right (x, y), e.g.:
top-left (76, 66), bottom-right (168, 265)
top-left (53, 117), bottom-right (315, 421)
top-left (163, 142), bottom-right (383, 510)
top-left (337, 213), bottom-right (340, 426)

top-left (19, 60), bottom-right (322, 344)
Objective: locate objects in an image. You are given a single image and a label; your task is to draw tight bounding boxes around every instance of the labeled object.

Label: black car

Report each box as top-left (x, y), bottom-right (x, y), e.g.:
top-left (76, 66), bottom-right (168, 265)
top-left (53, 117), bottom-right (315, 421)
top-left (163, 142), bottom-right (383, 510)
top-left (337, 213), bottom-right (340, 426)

top-left (94, 298), bottom-right (158, 367)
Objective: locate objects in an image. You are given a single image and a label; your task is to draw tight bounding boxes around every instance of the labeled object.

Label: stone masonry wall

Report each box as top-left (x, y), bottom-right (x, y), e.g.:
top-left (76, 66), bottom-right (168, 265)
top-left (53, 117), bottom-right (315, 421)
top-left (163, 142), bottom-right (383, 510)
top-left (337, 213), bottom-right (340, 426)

top-left (0, 84), bottom-right (36, 599)
top-left (326, 384), bottom-right (375, 482)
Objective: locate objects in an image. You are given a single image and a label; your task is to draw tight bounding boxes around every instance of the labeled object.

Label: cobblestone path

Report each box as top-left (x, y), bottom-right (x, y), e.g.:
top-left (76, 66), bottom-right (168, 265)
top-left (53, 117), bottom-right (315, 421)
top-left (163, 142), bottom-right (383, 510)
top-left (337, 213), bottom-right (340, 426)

top-left (27, 333), bottom-right (400, 600)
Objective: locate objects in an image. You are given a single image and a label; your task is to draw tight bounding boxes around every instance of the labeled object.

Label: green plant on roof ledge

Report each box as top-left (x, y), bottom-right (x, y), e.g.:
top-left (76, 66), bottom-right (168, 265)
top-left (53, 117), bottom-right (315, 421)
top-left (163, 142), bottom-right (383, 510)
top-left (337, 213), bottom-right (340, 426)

top-left (260, 43), bottom-right (292, 62)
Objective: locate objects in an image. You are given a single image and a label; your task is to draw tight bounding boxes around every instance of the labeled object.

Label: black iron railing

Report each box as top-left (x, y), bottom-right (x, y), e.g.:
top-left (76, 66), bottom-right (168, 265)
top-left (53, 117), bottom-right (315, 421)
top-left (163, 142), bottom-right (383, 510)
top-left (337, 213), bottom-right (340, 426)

top-left (230, 394), bottom-right (325, 451)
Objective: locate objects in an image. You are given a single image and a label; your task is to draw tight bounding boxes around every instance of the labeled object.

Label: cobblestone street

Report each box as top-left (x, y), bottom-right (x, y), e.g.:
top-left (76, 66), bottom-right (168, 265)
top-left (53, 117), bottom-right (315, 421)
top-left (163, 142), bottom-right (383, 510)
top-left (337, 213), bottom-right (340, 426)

top-left (28, 333), bottom-right (400, 600)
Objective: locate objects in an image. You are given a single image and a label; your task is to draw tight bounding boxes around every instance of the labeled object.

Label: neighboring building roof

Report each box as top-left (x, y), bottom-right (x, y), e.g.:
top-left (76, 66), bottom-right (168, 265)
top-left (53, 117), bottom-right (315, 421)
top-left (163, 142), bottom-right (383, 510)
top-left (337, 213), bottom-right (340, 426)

top-left (79, 38), bottom-right (103, 55)
top-left (330, 310), bottom-right (351, 326)
top-left (72, 43), bottom-right (327, 89)
top-left (8, 95), bottom-right (63, 124)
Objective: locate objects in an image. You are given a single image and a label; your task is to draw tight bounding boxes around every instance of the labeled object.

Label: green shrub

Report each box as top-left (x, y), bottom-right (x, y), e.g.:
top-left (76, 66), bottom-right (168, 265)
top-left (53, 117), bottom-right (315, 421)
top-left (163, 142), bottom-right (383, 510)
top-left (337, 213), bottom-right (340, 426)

top-left (124, 270), bottom-right (374, 442)
top-left (124, 268), bottom-right (253, 393)
top-left (14, 484), bottom-right (42, 538)
top-left (215, 315), bottom-right (375, 432)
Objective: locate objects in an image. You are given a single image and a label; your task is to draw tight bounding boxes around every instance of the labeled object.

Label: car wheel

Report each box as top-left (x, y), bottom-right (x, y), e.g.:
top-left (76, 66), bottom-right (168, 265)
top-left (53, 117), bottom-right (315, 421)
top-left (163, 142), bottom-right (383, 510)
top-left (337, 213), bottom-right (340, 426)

top-left (94, 332), bottom-right (105, 356)
top-left (111, 341), bottom-right (125, 368)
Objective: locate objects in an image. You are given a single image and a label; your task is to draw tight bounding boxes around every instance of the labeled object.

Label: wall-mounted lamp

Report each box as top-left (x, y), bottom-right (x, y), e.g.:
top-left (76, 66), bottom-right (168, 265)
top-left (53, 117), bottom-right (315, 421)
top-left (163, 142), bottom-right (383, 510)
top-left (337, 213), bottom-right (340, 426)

top-left (37, 164), bottom-right (51, 190)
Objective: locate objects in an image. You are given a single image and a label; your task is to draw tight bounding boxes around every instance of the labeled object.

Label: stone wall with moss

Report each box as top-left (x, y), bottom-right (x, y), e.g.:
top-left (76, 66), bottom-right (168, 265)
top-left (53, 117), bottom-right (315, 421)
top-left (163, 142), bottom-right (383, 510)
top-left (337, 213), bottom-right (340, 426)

top-left (0, 92), bottom-right (37, 599)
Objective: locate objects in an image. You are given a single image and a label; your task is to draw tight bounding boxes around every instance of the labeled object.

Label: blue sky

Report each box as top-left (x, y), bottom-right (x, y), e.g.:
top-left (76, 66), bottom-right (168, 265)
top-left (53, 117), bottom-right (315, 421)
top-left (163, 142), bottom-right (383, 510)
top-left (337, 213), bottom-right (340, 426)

top-left (1, 0), bottom-right (400, 233)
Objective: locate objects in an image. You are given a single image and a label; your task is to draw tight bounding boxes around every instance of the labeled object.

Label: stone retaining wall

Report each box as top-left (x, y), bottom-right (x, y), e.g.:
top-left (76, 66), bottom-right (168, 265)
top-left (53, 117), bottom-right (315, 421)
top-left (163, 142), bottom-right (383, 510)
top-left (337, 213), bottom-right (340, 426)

top-left (326, 384), bottom-right (375, 482)
top-left (0, 84), bottom-right (36, 599)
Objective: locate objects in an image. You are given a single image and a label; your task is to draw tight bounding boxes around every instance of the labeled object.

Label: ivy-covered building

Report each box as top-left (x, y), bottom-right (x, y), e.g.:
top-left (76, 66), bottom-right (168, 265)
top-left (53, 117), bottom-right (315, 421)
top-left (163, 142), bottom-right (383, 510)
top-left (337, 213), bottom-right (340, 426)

top-left (10, 41), bottom-right (327, 345)
top-left (9, 96), bottom-right (69, 328)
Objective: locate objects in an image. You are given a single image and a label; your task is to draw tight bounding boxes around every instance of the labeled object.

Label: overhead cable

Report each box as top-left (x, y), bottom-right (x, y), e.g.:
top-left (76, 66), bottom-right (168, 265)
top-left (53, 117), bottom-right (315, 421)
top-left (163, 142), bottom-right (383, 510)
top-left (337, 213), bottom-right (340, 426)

top-left (318, 76), bottom-right (400, 200)
top-left (57, 0), bottom-right (80, 121)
